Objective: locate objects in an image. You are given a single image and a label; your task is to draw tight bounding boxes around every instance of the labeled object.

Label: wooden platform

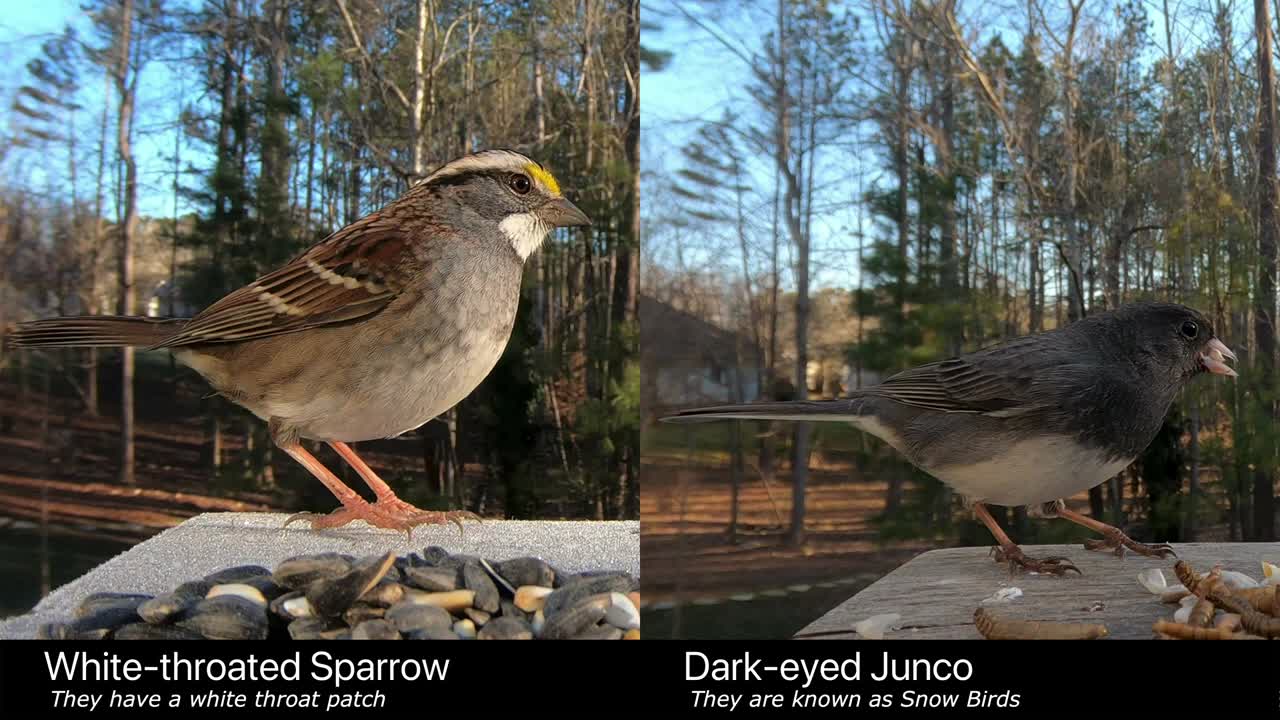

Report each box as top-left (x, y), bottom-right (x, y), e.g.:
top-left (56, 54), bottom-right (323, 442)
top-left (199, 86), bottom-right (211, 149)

top-left (793, 542), bottom-right (1280, 640)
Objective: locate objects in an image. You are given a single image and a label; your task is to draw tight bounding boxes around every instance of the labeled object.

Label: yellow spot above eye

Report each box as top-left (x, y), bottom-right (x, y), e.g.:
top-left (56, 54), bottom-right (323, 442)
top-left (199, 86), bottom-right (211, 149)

top-left (523, 162), bottom-right (561, 196)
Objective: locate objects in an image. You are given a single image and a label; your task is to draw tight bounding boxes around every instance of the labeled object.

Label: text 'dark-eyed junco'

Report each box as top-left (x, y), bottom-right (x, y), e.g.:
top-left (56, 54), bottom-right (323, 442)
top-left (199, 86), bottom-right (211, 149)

top-left (661, 302), bottom-right (1238, 575)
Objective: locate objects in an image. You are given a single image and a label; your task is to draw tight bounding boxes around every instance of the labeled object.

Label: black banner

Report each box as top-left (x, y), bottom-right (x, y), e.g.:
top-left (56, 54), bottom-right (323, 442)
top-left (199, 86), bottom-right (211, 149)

top-left (1, 639), bottom-right (1277, 716)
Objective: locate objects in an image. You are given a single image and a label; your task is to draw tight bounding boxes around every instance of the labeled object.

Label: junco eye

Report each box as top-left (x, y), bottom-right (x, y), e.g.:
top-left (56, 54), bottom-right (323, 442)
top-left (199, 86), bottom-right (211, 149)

top-left (509, 174), bottom-right (532, 195)
top-left (1180, 320), bottom-right (1198, 339)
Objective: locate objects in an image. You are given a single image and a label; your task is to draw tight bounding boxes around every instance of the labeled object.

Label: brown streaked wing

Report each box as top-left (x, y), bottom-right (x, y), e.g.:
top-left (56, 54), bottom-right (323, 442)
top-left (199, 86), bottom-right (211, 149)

top-left (154, 221), bottom-right (410, 348)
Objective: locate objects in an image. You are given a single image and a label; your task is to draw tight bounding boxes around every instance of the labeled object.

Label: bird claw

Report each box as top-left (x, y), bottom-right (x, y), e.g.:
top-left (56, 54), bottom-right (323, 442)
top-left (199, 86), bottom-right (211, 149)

top-left (991, 545), bottom-right (1081, 576)
top-left (282, 499), bottom-right (483, 535)
top-left (1085, 529), bottom-right (1176, 559)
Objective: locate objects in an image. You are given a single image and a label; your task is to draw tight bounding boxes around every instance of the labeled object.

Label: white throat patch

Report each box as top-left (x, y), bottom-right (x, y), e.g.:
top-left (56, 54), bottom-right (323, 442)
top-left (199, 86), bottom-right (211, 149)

top-left (500, 212), bottom-right (549, 261)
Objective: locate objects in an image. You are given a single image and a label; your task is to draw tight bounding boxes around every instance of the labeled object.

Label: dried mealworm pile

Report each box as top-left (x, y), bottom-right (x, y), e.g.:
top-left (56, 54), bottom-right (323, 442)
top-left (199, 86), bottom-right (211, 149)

top-left (1145, 560), bottom-right (1278, 640)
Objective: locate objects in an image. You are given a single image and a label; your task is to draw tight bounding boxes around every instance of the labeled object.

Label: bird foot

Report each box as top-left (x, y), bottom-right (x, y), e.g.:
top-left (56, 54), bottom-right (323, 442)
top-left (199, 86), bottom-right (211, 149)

top-left (1083, 527), bottom-right (1175, 559)
top-left (285, 496), bottom-right (482, 539)
top-left (990, 544), bottom-right (1080, 576)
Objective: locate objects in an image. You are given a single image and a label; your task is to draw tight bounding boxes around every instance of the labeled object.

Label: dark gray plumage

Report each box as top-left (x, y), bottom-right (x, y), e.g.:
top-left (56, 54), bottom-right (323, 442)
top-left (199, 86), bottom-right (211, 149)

top-left (663, 302), bottom-right (1238, 571)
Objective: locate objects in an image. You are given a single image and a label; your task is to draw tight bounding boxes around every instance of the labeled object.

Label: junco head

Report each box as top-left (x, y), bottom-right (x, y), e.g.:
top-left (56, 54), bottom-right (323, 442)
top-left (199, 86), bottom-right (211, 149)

top-left (1073, 302), bottom-right (1236, 381)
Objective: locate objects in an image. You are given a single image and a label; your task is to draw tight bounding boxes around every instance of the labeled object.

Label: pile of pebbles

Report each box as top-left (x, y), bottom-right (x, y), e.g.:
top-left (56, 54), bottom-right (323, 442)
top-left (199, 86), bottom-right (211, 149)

top-left (37, 547), bottom-right (640, 641)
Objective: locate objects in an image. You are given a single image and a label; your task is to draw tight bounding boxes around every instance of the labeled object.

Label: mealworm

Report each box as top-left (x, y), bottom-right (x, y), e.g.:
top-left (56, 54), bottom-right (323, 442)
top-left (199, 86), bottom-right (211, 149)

top-left (1177, 560), bottom-right (1279, 615)
top-left (1206, 592), bottom-right (1280, 639)
top-left (1152, 620), bottom-right (1262, 640)
top-left (1174, 561), bottom-right (1226, 598)
top-left (1215, 613), bottom-right (1241, 632)
top-left (973, 607), bottom-right (1108, 640)
top-left (1229, 584), bottom-right (1278, 616)
top-left (1187, 597), bottom-right (1215, 628)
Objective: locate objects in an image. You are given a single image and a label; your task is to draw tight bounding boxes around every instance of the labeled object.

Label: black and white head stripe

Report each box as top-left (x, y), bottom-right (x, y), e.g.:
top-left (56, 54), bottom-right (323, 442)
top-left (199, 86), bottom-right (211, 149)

top-left (420, 149), bottom-right (561, 195)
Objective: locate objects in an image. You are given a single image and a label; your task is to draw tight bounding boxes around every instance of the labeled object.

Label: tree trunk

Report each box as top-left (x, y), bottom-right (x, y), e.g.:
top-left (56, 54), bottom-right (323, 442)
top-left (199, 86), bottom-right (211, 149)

top-left (115, 0), bottom-right (138, 487)
top-left (1253, 0), bottom-right (1278, 541)
top-left (411, 0), bottom-right (428, 176)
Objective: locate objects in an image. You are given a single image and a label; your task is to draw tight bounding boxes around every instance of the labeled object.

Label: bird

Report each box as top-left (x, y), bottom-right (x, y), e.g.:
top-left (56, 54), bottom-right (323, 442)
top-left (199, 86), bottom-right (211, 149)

top-left (8, 148), bottom-right (592, 534)
top-left (661, 302), bottom-right (1237, 575)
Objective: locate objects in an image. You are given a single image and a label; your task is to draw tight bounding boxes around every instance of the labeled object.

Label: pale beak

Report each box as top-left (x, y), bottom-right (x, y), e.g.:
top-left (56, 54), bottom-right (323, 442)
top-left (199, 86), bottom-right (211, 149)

top-left (536, 197), bottom-right (592, 228)
top-left (1200, 338), bottom-right (1238, 377)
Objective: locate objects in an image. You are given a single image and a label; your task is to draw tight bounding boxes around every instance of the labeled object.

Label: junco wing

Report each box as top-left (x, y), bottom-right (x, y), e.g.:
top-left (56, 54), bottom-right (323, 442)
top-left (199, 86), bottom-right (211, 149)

top-left (663, 331), bottom-right (1094, 425)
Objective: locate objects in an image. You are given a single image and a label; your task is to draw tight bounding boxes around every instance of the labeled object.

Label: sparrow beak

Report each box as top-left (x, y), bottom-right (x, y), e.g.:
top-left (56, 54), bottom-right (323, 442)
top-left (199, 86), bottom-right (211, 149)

top-left (1200, 338), bottom-right (1238, 377)
top-left (537, 197), bottom-right (592, 228)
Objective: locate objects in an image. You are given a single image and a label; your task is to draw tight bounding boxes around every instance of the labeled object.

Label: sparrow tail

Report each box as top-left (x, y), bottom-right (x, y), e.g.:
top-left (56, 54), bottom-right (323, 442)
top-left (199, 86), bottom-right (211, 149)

top-left (8, 315), bottom-right (187, 349)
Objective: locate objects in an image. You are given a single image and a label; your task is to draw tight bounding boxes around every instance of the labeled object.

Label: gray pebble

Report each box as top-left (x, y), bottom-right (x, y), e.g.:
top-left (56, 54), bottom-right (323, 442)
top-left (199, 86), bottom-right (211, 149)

top-left (177, 596), bottom-right (269, 640)
top-left (402, 566), bottom-right (459, 592)
top-left (115, 623), bottom-right (205, 640)
top-left (358, 580), bottom-right (406, 607)
top-left (542, 594), bottom-right (611, 640)
top-left (478, 616), bottom-right (533, 640)
top-left (500, 599), bottom-right (528, 622)
top-left (287, 616), bottom-right (344, 641)
top-left (269, 590), bottom-right (307, 620)
top-left (75, 593), bottom-right (151, 619)
top-left (203, 564), bottom-right (270, 585)
top-left (306, 553), bottom-right (395, 618)
top-left (343, 604), bottom-right (385, 626)
top-left (464, 561), bottom-right (500, 613)
top-left (139, 593), bottom-right (195, 625)
top-left (385, 603), bottom-right (453, 634)
top-left (37, 623), bottom-right (111, 640)
top-left (241, 575), bottom-right (286, 602)
top-left (174, 580), bottom-right (213, 600)
top-left (405, 626), bottom-right (459, 640)
top-left (544, 574), bottom-right (634, 616)
top-left (351, 619), bottom-right (401, 640)
top-left (420, 546), bottom-right (452, 566)
top-left (69, 603), bottom-right (145, 634)
top-left (496, 557), bottom-right (556, 588)
top-left (573, 624), bottom-right (625, 640)
top-left (272, 553), bottom-right (352, 590)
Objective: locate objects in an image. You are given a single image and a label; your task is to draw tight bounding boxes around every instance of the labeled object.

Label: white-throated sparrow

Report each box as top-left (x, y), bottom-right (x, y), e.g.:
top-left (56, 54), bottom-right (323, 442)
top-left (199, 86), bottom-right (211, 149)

top-left (11, 149), bottom-right (592, 533)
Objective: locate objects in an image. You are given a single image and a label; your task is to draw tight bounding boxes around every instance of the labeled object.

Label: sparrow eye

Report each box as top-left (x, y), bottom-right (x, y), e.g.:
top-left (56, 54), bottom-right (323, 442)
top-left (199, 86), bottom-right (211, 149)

top-left (508, 174), bottom-right (532, 195)
top-left (1180, 320), bottom-right (1198, 339)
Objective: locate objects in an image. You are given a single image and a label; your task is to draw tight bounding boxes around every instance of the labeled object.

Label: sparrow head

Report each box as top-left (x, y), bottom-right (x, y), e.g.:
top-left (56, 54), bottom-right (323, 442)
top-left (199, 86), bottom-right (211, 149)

top-left (1092, 302), bottom-right (1237, 382)
top-left (416, 149), bottom-right (591, 261)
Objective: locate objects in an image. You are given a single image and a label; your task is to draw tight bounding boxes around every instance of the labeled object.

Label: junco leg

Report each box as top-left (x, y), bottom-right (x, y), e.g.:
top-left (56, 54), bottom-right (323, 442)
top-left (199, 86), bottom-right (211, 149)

top-left (974, 503), bottom-right (1080, 576)
top-left (1051, 504), bottom-right (1176, 559)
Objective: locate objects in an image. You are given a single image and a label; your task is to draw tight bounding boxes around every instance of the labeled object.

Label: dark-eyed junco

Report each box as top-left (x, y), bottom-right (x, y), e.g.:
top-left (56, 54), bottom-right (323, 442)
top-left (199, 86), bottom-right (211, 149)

top-left (662, 302), bottom-right (1238, 574)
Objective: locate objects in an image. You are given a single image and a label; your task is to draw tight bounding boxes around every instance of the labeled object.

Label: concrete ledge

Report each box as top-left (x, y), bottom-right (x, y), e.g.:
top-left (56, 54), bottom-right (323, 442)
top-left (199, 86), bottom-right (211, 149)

top-left (0, 512), bottom-right (639, 639)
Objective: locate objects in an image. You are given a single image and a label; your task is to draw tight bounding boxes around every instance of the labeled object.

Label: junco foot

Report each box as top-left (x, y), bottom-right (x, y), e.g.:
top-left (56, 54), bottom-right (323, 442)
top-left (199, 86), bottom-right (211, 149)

top-left (9, 149), bottom-right (591, 534)
top-left (661, 302), bottom-right (1238, 574)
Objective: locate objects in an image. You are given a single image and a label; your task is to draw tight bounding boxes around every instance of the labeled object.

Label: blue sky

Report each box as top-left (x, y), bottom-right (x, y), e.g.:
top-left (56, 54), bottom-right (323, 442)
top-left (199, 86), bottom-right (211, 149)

top-left (638, 0), bottom-right (1246, 295)
top-left (0, 2), bottom-right (201, 218)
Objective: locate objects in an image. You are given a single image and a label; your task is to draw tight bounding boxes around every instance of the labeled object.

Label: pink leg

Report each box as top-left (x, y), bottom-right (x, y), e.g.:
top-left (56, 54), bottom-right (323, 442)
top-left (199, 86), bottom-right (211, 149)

top-left (281, 440), bottom-right (482, 535)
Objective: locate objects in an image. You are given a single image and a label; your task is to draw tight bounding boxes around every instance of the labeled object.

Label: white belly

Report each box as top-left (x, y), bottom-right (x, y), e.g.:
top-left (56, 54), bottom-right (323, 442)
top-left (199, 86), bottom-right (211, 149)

top-left (927, 435), bottom-right (1133, 507)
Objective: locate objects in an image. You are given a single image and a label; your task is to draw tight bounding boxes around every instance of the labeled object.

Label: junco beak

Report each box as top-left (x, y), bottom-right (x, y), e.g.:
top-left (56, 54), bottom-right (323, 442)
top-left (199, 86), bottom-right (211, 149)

top-left (1200, 338), bottom-right (1237, 377)
top-left (537, 197), bottom-right (592, 228)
